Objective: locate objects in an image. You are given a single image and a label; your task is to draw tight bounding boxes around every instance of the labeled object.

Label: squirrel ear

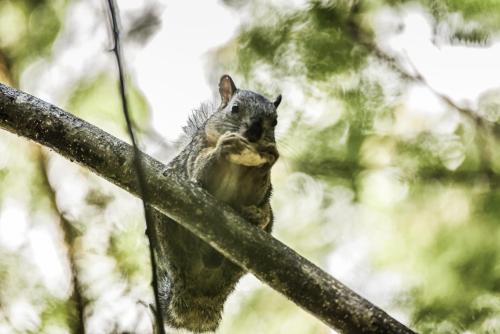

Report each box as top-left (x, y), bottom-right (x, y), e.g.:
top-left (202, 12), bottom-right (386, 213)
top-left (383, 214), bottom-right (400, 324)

top-left (273, 94), bottom-right (282, 109)
top-left (219, 75), bottom-right (237, 107)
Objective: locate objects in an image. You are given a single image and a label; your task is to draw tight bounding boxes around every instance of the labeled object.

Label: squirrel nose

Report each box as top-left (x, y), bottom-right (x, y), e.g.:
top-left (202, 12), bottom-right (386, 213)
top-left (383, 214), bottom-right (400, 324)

top-left (245, 119), bottom-right (263, 143)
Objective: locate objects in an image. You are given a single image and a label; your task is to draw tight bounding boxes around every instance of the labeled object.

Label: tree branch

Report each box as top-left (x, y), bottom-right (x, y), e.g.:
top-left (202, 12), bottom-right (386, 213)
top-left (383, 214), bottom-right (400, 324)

top-left (104, 1), bottom-right (165, 332)
top-left (0, 83), bottom-right (415, 334)
top-left (294, 156), bottom-right (500, 184)
top-left (346, 6), bottom-right (500, 140)
top-left (37, 149), bottom-right (86, 334)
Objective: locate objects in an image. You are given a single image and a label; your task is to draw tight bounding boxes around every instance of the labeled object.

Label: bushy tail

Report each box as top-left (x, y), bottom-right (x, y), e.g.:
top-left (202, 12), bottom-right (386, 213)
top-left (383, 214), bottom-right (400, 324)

top-left (160, 285), bottom-right (226, 333)
top-left (151, 210), bottom-right (244, 333)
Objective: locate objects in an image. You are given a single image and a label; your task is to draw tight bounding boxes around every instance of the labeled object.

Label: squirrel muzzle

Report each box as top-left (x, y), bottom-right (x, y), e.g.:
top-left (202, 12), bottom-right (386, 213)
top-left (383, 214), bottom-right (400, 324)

top-left (244, 118), bottom-right (263, 143)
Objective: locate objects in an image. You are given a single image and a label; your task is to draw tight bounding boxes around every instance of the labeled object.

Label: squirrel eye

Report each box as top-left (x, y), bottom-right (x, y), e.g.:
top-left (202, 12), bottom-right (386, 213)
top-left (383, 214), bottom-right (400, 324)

top-left (231, 105), bottom-right (239, 114)
top-left (271, 118), bottom-right (278, 127)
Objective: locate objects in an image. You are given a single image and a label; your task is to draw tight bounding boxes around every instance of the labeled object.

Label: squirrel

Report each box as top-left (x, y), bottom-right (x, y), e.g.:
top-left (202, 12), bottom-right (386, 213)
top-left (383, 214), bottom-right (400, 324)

top-left (151, 75), bottom-right (281, 333)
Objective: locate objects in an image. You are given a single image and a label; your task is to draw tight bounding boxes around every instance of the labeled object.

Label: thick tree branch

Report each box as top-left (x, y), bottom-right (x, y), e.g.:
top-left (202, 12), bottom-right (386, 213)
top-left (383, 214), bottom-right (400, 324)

top-left (0, 84), bottom-right (415, 334)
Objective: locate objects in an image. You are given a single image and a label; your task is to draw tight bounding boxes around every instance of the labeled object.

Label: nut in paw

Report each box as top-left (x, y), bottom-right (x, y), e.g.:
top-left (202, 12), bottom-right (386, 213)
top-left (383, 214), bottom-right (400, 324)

top-left (217, 132), bottom-right (267, 166)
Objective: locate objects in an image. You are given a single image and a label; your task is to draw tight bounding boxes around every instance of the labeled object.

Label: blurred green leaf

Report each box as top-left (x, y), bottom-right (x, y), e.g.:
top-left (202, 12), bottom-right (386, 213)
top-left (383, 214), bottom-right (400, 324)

top-left (67, 74), bottom-right (150, 139)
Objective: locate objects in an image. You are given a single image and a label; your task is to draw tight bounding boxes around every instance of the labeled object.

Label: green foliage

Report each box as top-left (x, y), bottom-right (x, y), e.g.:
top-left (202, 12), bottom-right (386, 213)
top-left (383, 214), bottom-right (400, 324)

top-left (0, 143), bottom-right (83, 333)
top-left (371, 185), bottom-right (500, 332)
top-left (108, 221), bottom-right (150, 282)
top-left (220, 286), bottom-right (330, 334)
top-left (39, 298), bottom-right (72, 333)
top-left (237, 1), bottom-right (368, 80)
top-left (437, 0), bottom-right (500, 29)
top-left (0, 0), bottom-right (68, 82)
top-left (0, 2), bottom-right (152, 332)
top-left (66, 73), bottom-right (150, 139)
top-left (290, 80), bottom-right (391, 183)
top-left (417, 0), bottom-right (500, 44)
top-left (412, 223), bottom-right (500, 330)
top-left (387, 0), bottom-right (500, 36)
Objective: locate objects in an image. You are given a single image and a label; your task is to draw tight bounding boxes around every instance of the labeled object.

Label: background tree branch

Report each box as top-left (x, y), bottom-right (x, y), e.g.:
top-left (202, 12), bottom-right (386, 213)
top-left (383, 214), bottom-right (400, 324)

top-left (342, 5), bottom-right (500, 184)
top-left (37, 149), bottom-right (86, 334)
top-left (347, 9), bottom-right (500, 141)
top-left (105, 1), bottom-right (166, 332)
top-left (0, 83), bottom-right (415, 333)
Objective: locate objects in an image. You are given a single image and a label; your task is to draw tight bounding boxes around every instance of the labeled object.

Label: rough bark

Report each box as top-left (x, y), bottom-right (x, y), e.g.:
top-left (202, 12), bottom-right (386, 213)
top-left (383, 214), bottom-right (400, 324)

top-left (0, 83), bottom-right (415, 334)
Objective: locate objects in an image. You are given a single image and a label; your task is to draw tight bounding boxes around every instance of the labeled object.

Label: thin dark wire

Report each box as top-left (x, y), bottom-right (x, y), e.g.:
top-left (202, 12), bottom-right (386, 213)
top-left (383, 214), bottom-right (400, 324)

top-left (105, 1), bottom-right (166, 333)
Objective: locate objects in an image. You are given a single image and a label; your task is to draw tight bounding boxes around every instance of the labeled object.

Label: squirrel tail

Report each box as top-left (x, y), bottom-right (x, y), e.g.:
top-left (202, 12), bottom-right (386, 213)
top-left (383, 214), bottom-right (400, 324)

top-left (151, 210), bottom-right (243, 333)
top-left (160, 284), bottom-right (225, 333)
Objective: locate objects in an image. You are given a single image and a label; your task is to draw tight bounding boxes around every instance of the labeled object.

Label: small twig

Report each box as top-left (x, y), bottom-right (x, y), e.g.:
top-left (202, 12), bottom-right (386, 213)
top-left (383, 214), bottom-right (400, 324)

top-left (0, 51), bottom-right (86, 332)
top-left (402, 52), bottom-right (486, 125)
top-left (37, 149), bottom-right (86, 334)
top-left (401, 53), bottom-right (496, 167)
top-left (105, 1), bottom-right (166, 333)
top-left (346, 6), bottom-right (500, 140)
top-left (381, 48), bottom-right (500, 140)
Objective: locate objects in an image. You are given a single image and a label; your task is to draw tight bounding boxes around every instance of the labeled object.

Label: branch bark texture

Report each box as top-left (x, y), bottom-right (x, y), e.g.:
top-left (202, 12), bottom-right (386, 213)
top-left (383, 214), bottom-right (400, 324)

top-left (0, 83), bottom-right (415, 334)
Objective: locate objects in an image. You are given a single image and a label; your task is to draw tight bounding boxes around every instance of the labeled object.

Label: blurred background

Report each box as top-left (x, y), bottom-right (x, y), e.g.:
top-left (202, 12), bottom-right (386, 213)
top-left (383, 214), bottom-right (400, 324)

top-left (1, 0), bottom-right (500, 333)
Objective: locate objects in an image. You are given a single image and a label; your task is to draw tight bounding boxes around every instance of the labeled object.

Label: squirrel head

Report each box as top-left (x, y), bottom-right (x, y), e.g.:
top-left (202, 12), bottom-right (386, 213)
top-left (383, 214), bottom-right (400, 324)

top-left (205, 75), bottom-right (282, 146)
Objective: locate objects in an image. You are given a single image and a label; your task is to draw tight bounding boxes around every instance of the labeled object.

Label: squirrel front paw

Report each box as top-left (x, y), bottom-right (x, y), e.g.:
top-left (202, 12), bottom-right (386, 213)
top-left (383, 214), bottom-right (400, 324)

top-left (259, 143), bottom-right (279, 166)
top-left (216, 132), bottom-right (267, 166)
top-left (216, 132), bottom-right (251, 155)
top-left (239, 205), bottom-right (272, 230)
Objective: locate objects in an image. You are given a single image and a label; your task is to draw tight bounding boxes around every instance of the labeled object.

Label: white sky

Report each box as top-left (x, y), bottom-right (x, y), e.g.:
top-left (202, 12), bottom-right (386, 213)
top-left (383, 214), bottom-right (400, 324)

top-left (134, 0), bottom-right (239, 141)
top-left (384, 8), bottom-right (500, 107)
